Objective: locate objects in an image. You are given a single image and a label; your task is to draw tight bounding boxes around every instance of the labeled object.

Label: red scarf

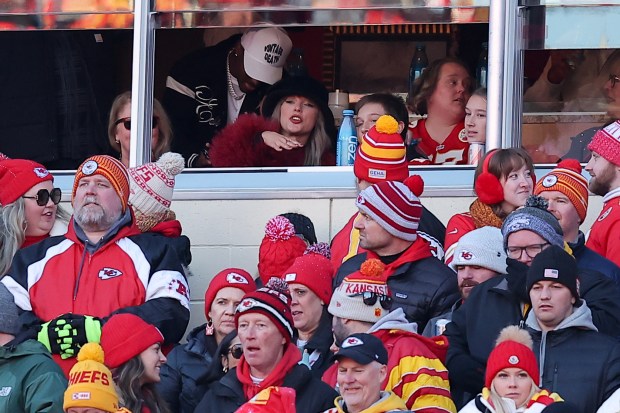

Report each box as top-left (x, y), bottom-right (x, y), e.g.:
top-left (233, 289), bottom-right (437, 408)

top-left (21, 234), bottom-right (49, 249)
top-left (365, 237), bottom-right (433, 280)
top-left (150, 220), bottom-right (182, 237)
top-left (236, 343), bottom-right (301, 400)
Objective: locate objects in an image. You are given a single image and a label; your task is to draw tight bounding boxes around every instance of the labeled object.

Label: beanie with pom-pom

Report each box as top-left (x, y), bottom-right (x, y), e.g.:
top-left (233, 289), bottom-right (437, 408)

top-left (64, 342), bottom-right (120, 413)
top-left (485, 325), bottom-right (539, 388)
top-left (534, 159), bottom-right (589, 222)
top-left (328, 258), bottom-right (391, 323)
top-left (354, 114), bottom-right (409, 184)
top-left (355, 175), bottom-right (424, 241)
top-left (258, 216), bottom-right (307, 284)
top-left (235, 277), bottom-right (295, 341)
top-left (502, 195), bottom-right (564, 251)
top-left (128, 151), bottom-right (185, 232)
top-left (283, 242), bottom-right (335, 304)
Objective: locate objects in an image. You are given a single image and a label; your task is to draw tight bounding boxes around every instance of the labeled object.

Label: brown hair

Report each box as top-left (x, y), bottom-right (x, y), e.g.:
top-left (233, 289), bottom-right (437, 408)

top-left (355, 93), bottom-right (409, 140)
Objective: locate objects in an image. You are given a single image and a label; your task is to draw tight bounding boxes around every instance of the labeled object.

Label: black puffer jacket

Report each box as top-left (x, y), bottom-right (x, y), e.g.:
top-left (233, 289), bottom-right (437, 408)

top-left (194, 364), bottom-right (337, 413)
top-left (157, 324), bottom-right (218, 413)
top-left (525, 301), bottom-right (620, 413)
top-left (334, 249), bottom-right (459, 333)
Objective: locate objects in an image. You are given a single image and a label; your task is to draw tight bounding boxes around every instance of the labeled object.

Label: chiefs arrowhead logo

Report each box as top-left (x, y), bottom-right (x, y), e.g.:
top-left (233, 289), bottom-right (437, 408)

top-left (460, 250), bottom-right (474, 261)
top-left (598, 207), bottom-right (612, 222)
top-left (238, 299), bottom-right (256, 312)
top-left (98, 268), bottom-right (123, 280)
top-left (284, 273), bottom-right (297, 282)
top-left (342, 337), bottom-right (364, 348)
top-left (81, 160), bottom-right (98, 175)
top-left (226, 272), bottom-right (249, 284)
top-left (33, 167), bottom-right (50, 178)
top-left (542, 175), bottom-right (558, 187)
top-left (356, 194), bottom-right (365, 205)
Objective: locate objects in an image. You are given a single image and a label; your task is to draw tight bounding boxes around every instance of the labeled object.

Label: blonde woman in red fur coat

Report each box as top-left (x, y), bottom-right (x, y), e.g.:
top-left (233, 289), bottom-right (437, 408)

top-left (210, 75), bottom-right (336, 167)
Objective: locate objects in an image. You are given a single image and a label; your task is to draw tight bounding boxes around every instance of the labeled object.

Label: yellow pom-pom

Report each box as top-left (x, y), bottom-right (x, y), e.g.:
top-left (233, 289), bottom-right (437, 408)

top-left (360, 259), bottom-right (385, 278)
top-left (375, 115), bottom-right (399, 135)
top-left (77, 342), bottom-right (105, 364)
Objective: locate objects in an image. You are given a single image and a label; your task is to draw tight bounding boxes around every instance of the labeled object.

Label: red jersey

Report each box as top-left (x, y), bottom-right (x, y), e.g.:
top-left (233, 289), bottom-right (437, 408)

top-left (587, 188), bottom-right (620, 268)
top-left (409, 119), bottom-right (469, 165)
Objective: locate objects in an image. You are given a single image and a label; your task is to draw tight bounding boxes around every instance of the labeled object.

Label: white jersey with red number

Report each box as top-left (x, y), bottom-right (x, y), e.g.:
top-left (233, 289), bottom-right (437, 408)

top-left (409, 119), bottom-right (469, 165)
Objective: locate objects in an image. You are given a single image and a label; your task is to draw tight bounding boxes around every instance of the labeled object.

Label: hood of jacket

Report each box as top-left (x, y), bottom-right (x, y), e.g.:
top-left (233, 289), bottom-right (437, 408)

top-left (367, 308), bottom-right (418, 334)
top-left (525, 300), bottom-right (597, 332)
top-left (333, 391), bottom-right (409, 413)
top-left (0, 339), bottom-right (51, 364)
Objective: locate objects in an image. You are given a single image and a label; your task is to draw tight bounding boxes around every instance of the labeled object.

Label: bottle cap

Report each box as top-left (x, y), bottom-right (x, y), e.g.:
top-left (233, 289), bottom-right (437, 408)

top-left (343, 109), bottom-right (354, 116)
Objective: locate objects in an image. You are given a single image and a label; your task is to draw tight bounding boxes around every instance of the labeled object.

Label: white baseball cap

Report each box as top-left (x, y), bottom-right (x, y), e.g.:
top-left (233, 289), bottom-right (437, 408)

top-left (240, 26), bottom-right (292, 85)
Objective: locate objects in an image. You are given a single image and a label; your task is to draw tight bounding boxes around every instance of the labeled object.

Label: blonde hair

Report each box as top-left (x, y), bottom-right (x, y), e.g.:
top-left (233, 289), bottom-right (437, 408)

top-left (489, 381), bottom-right (539, 413)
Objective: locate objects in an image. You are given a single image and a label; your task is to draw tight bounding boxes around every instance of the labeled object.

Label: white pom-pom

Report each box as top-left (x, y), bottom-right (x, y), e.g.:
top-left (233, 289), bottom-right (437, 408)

top-left (495, 326), bottom-right (533, 350)
top-left (156, 152), bottom-right (185, 176)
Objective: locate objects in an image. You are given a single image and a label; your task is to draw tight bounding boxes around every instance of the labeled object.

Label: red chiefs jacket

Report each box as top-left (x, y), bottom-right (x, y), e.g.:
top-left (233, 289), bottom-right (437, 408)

top-left (587, 187), bottom-right (620, 268)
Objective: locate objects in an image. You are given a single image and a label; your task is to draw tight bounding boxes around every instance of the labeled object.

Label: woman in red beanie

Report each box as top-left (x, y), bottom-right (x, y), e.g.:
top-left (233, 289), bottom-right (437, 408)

top-left (100, 313), bottom-right (169, 413)
top-left (158, 268), bottom-right (256, 413)
top-left (459, 326), bottom-right (562, 413)
top-left (0, 158), bottom-right (68, 276)
top-left (445, 148), bottom-right (535, 265)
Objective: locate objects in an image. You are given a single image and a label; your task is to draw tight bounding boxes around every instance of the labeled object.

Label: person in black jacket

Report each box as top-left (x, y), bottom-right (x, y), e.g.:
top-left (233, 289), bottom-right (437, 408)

top-left (164, 26), bottom-right (292, 167)
top-left (194, 278), bottom-right (337, 413)
top-left (445, 196), bottom-right (620, 409)
top-left (158, 268), bottom-right (256, 413)
top-left (524, 246), bottom-right (620, 412)
top-left (333, 175), bottom-right (459, 333)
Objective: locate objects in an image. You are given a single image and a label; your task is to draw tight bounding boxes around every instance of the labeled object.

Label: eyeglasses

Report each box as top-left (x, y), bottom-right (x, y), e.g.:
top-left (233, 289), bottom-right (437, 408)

top-left (22, 188), bottom-right (62, 206)
top-left (506, 242), bottom-right (550, 260)
top-left (227, 343), bottom-right (243, 359)
top-left (609, 74), bottom-right (620, 88)
top-left (351, 292), bottom-right (393, 310)
top-left (114, 116), bottom-right (159, 131)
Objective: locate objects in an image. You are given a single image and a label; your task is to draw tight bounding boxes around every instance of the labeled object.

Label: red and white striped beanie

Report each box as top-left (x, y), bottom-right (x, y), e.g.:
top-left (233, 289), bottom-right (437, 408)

top-left (355, 175), bottom-right (424, 241)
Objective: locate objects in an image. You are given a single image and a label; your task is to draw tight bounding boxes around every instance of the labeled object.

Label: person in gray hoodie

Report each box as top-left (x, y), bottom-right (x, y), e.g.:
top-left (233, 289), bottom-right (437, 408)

top-left (525, 246), bottom-right (620, 413)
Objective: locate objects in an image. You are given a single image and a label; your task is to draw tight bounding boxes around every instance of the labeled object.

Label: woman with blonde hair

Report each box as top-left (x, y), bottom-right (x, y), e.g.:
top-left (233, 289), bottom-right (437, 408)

top-left (459, 326), bottom-right (562, 413)
top-left (108, 91), bottom-right (173, 167)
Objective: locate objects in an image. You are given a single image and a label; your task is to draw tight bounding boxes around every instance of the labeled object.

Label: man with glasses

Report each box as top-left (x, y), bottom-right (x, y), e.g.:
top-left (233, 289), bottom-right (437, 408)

top-left (325, 259), bottom-right (455, 412)
top-left (333, 174), bottom-right (458, 334)
top-left (1, 155), bottom-right (190, 377)
top-left (445, 195), bottom-right (620, 409)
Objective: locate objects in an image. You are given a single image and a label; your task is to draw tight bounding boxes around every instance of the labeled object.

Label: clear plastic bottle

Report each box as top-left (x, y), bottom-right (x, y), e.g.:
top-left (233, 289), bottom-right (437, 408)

top-left (408, 44), bottom-right (429, 97)
top-left (336, 109), bottom-right (357, 166)
top-left (476, 42), bottom-right (488, 88)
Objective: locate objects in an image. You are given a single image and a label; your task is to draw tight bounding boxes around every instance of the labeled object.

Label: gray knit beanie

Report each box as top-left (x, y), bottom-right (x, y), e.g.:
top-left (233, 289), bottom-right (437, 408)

top-left (450, 227), bottom-right (507, 274)
top-left (501, 195), bottom-right (564, 251)
top-left (0, 283), bottom-right (18, 335)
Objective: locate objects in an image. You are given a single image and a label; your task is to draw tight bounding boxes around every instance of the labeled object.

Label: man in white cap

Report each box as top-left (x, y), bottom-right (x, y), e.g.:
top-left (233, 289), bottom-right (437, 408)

top-left (164, 25), bottom-right (292, 167)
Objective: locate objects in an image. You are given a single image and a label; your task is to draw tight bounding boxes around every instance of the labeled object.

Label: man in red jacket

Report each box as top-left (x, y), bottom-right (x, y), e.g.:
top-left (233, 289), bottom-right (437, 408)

top-left (1, 155), bottom-right (190, 376)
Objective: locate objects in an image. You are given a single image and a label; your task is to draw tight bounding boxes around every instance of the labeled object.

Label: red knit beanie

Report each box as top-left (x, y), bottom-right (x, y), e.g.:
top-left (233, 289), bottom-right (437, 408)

top-left (204, 268), bottom-right (257, 319)
top-left (534, 159), bottom-right (589, 222)
top-left (283, 242), bottom-right (334, 304)
top-left (100, 313), bottom-right (164, 369)
top-left (588, 120), bottom-right (620, 166)
top-left (258, 216), bottom-right (307, 284)
top-left (354, 115), bottom-right (408, 184)
top-left (73, 155), bottom-right (130, 213)
top-left (485, 326), bottom-right (539, 388)
top-left (0, 159), bottom-right (54, 206)
top-left (235, 278), bottom-right (294, 342)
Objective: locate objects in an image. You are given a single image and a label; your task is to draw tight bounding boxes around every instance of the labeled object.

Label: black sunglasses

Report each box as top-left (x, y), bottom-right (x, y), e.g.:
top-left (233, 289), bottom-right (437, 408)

top-left (351, 292), bottom-right (393, 310)
top-left (610, 74), bottom-right (620, 89)
top-left (22, 188), bottom-right (62, 206)
top-left (114, 116), bottom-right (159, 131)
top-left (227, 343), bottom-right (243, 360)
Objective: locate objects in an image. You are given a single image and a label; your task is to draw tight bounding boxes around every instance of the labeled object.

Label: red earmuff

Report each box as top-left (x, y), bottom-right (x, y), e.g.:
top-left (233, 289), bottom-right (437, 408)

top-left (474, 149), bottom-right (505, 205)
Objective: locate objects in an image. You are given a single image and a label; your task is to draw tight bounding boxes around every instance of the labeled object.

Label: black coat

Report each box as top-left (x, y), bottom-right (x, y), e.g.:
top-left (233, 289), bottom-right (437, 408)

top-left (333, 250), bottom-right (459, 333)
top-left (157, 324), bottom-right (218, 413)
top-left (194, 364), bottom-right (338, 413)
top-left (297, 310), bottom-right (334, 378)
top-left (570, 231), bottom-right (620, 288)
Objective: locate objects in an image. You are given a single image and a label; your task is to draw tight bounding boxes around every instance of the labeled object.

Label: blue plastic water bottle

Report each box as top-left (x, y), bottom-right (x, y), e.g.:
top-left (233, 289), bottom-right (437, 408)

top-left (337, 109), bottom-right (357, 166)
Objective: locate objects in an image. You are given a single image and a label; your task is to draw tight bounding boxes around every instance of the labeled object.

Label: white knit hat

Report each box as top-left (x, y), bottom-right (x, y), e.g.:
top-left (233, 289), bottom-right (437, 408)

top-left (128, 152), bottom-right (184, 232)
top-left (449, 227), bottom-right (507, 274)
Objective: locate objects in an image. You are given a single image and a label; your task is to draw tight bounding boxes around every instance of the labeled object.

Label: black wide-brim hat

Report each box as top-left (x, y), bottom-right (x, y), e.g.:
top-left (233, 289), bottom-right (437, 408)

top-left (261, 75), bottom-right (337, 144)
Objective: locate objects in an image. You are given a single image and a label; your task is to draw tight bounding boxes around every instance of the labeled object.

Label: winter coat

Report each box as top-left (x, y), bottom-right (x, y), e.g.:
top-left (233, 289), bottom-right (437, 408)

top-left (297, 310), bottom-right (334, 378)
top-left (445, 259), bottom-right (620, 408)
top-left (194, 364), bottom-right (337, 413)
top-left (525, 301), bottom-right (620, 413)
top-left (0, 339), bottom-right (67, 413)
top-left (570, 231), bottom-right (620, 287)
top-left (323, 391), bottom-right (414, 413)
top-left (330, 206), bottom-right (446, 268)
top-left (322, 309), bottom-right (455, 413)
top-left (333, 244), bottom-right (459, 333)
top-left (458, 389), bottom-right (562, 413)
top-left (0, 210), bottom-right (191, 375)
top-left (157, 324), bottom-right (218, 413)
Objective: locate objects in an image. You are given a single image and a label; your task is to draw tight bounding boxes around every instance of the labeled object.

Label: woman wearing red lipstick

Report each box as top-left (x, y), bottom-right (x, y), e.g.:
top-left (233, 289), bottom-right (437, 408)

top-left (209, 75), bottom-right (336, 167)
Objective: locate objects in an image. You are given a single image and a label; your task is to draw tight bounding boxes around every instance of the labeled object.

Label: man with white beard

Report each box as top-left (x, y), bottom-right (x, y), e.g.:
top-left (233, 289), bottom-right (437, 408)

top-left (1, 155), bottom-right (190, 377)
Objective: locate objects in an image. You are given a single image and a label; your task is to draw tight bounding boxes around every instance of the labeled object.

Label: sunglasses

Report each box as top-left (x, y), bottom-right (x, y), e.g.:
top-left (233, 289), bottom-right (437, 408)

top-left (114, 116), bottom-right (159, 131)
top-left (610, 74), bottom-right (620, 89)
top-left (227, 343), bottom-right (243, 359)
top-left (351, 292), bottom-right (393, 310)
top-left (22, 188), bottom-right (62, 206)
